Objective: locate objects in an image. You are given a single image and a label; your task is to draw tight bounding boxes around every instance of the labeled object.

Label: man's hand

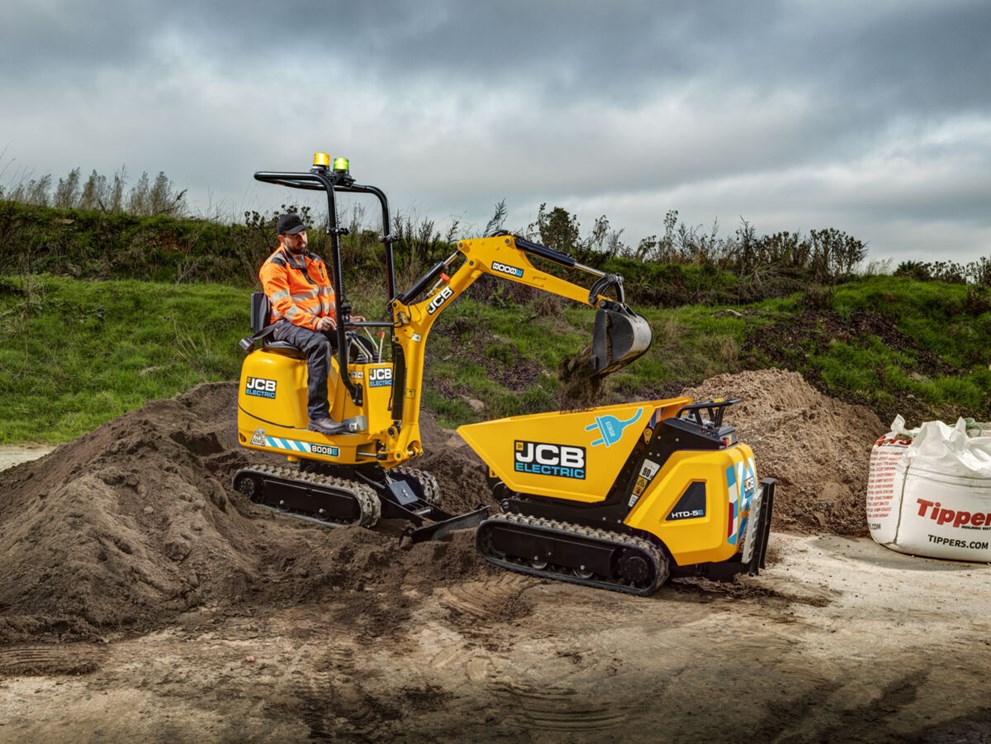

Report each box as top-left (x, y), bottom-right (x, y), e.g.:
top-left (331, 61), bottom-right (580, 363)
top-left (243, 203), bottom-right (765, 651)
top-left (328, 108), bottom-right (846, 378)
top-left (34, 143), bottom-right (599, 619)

top-left (316, 315), bottom-right (364, 332)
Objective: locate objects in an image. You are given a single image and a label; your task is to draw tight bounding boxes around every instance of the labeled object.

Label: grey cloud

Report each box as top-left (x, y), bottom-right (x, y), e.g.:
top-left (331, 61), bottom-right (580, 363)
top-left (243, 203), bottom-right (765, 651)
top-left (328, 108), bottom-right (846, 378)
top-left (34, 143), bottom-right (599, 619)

top-left (8, 1), bottom-right (989, 122)
top-left (1, 1), bottom-right (988, 263)
top-left (0, 0), bottom-right (157, 78)
top-left (186, 0), bottom-right (991, 112)
top-left (840, 2), bottom-right (991, 114)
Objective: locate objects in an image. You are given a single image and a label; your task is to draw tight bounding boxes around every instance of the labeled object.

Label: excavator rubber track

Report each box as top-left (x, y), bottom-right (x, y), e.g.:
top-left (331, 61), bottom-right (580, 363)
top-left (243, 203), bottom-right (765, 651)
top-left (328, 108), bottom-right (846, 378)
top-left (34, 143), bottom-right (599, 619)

top-left (394, 466), bottom-right (441, 505)
top-left (233, 464), bottom-right (381, 528)
top-left (476, 513), bottom-right (670, 596)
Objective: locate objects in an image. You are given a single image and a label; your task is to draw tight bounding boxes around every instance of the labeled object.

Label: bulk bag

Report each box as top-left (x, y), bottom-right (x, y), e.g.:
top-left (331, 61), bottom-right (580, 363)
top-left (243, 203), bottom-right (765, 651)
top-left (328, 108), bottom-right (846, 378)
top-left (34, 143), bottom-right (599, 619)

top-left (867, 416), bottom-right (991, 562)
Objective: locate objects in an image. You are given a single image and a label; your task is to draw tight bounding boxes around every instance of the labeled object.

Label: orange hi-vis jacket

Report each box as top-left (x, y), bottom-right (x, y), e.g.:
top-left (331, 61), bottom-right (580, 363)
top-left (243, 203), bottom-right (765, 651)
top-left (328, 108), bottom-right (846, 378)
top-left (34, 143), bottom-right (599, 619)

top-left (259, 244), bottom-right (336, 330)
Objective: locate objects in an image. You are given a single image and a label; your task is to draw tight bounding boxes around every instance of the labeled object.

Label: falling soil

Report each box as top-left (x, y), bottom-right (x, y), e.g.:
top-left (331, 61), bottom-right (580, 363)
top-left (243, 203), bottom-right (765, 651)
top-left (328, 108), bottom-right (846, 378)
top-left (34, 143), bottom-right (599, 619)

top-left (557, 345), bottom-right (605, 408)
top-left (2, 371), bottom-right (990, 742)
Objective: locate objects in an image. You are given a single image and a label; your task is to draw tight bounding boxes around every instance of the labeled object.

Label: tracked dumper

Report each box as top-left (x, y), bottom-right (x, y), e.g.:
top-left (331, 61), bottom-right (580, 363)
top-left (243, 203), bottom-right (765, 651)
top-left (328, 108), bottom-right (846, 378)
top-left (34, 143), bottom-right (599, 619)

top-left (464, 399), bottom-right (774, 595)
top-left (234, 153), bottom-right (774, 595)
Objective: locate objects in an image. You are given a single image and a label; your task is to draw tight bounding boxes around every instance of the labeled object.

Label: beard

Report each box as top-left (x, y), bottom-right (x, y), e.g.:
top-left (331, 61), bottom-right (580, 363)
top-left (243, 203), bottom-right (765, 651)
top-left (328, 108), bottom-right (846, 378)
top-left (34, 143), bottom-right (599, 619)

top-left (284, 238), bottom-right (306, 255)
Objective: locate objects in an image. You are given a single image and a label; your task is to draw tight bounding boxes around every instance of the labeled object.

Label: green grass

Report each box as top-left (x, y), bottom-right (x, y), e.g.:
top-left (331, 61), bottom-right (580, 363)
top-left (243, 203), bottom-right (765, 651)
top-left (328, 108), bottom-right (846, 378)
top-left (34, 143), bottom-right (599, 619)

top-left (0, 275), bottom-right (251, 443)
top-left (762, 276), bottom-right (991, 422)
top-left (832, 277), bottom-right (979, 364)
top-left (420, 297), bottom-right (585, 426)
top-left (1, 273), bottom-right (989, 444)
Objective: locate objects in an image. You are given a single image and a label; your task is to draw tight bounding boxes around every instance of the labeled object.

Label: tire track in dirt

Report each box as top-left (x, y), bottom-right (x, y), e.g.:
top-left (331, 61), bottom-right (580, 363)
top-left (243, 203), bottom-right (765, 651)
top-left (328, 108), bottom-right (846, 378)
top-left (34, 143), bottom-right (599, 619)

top-left (434, 573), bottom-right (534, 623)
top-left (488, 677), bottom-right (633, 733)
top-left (0, 643), bottom-right (107, 676)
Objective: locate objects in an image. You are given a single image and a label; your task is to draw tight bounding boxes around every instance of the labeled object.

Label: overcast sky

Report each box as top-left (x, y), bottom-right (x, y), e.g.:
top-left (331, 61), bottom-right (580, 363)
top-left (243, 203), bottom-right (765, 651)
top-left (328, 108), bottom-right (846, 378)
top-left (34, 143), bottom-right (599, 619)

top-left (2, 0), bottom-right (989, 264)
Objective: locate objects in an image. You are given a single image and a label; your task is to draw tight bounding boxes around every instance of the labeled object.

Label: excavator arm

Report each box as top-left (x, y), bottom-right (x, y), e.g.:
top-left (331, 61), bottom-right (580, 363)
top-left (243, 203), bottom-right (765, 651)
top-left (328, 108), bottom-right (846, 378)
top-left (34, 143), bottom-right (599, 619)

top-left (385, 232), bottom-right (653, 437)
top-left (392, 232), bottom-right (651, 362)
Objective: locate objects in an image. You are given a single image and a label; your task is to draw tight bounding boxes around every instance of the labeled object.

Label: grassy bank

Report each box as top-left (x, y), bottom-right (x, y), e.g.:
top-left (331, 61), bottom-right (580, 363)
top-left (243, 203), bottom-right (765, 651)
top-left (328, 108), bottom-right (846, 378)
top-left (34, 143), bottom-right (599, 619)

top-left (743, 277), bottom-right (991, 423)
top-left (1, 274), bottom-right (988, 444)
top-left (0, 275), bottom-right (250, 442)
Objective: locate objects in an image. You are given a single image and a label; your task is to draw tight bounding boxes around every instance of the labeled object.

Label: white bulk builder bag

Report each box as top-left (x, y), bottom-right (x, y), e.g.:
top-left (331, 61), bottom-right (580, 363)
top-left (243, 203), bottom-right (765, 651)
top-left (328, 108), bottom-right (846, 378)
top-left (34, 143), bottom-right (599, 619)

top-left (867, 415), bottom-right (991, 561)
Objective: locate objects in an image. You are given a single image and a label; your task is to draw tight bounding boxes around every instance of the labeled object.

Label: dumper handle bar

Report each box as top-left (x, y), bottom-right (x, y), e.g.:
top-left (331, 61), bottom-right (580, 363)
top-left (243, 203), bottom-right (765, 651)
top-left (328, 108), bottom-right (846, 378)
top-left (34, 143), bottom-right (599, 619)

top-left (675, 398), bottom-right (742, 430)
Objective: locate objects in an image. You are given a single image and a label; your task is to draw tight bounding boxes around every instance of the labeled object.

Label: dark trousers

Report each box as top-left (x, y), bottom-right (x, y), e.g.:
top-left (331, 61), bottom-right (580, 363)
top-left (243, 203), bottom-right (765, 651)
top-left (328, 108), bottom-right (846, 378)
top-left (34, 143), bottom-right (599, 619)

top-left (273, 321), bottom-right (333, 420)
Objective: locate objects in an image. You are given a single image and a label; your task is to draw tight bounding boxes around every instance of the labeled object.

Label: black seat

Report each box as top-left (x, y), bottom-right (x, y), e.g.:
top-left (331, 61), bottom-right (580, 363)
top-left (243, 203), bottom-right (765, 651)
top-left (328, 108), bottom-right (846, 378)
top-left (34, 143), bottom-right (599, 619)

top-left (251, 292), bottom-right (303, 353)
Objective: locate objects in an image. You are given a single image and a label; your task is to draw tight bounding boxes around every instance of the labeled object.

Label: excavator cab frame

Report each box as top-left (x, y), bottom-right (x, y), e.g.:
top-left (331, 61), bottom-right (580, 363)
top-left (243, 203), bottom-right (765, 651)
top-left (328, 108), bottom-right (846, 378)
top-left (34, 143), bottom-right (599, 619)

top-left (251, 161), bottom-right (398, 407)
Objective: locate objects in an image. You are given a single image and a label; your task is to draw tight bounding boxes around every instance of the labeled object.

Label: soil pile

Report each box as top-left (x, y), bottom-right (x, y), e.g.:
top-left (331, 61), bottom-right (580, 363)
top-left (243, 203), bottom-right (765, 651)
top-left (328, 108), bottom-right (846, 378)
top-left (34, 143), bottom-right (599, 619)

top-left (0, 383), bottom-right (498, 644)
top-left (682, 368), bottom-right (884, 536)
top-left (416, 413), bottom-right (492, 515)
top-left (0, 368), bottom-right (883, 645)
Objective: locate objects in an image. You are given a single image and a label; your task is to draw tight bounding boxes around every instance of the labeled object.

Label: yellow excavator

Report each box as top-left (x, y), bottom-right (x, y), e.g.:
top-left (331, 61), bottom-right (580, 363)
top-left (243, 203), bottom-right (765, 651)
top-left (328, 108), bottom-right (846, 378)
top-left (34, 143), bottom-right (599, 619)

top-left (234, 154), bottom-right (774, 595)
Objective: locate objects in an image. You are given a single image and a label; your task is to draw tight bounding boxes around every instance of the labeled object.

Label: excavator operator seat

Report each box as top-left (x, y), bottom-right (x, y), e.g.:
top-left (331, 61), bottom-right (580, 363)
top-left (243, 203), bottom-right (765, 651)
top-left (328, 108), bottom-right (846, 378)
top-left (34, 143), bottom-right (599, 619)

top-left (250, 292), bottom-right (302, 354)
top-left (249, 291), bottom-right (268, 334)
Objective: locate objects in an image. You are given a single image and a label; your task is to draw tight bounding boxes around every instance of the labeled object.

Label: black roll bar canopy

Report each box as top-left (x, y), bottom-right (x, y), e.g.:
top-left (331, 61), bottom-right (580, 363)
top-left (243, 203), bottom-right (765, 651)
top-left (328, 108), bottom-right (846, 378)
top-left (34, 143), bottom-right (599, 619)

top-left (254, 166), bottom-right (396, 405)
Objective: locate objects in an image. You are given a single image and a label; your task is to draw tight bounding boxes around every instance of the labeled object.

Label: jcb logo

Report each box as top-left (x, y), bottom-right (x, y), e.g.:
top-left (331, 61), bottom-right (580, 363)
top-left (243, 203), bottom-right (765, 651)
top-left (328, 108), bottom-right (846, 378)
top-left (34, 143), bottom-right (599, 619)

top-left (368, 367), bottom-right (393, 388)
top-left (514, 440), bottom-right (586, 480)
top-left (492, 261), bottom-right (524, 278)
top-left (427, 286), bottom-right (454, 315)
top-left (245, 377), bottom-right (277, 399)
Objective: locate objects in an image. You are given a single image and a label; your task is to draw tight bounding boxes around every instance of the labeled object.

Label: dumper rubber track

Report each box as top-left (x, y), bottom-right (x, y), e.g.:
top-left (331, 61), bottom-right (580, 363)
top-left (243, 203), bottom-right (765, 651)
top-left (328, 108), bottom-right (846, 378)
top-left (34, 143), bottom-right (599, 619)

top-left (233, 464), bottom-right (380, 528)
top-left (476, 512), bottom-right (670, 596)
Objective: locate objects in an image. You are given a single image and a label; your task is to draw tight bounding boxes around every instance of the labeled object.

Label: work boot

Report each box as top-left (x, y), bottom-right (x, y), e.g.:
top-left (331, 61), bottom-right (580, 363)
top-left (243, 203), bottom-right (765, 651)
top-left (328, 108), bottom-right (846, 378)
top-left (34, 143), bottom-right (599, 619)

top-left (308, 417), bottom-right (347, 436)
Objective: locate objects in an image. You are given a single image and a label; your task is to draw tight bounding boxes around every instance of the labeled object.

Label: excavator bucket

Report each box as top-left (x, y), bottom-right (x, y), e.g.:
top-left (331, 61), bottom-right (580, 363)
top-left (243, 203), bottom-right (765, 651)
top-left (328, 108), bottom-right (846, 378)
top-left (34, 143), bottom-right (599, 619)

top-left (591, 305), bottom-right (653, 376)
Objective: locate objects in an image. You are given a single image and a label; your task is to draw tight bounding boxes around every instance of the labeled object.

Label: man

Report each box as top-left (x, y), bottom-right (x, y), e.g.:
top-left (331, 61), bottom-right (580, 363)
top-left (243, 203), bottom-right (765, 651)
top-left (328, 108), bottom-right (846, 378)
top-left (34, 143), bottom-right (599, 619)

top-left (259, 213), bottom-right (362, 435)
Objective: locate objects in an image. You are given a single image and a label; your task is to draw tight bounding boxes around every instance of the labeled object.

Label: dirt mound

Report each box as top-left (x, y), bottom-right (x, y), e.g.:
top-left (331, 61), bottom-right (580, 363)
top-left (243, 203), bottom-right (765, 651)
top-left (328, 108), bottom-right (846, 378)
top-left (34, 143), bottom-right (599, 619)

top-left (682, 368), bottom-right (884, 536)
top-left (416, 414), bottom-right (493, 515)
top-left (0, 369), bottom-right (881, 645)
top-left (0, 383), bottom-right (501, 644)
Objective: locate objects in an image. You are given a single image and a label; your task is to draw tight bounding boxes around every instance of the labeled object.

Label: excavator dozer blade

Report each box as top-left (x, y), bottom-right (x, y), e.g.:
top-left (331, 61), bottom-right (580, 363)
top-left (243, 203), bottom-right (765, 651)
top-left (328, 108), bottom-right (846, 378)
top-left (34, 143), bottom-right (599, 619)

top-left (406, 506), bottom-right (489, 544)
top-left (591, 305), bottom-right (653, 376)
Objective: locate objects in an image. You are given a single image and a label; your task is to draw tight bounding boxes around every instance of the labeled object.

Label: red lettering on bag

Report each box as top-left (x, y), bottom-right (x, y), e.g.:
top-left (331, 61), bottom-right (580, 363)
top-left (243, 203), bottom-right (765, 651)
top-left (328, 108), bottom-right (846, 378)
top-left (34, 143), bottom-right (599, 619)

top-left (916, 498), bottom-right (991, 531)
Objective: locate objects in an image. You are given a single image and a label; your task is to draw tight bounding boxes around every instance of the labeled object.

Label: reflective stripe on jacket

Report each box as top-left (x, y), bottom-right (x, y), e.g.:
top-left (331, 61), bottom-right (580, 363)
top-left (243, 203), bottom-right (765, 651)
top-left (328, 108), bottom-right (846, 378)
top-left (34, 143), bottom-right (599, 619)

top-left (259, 244), bottom-right (336, 330)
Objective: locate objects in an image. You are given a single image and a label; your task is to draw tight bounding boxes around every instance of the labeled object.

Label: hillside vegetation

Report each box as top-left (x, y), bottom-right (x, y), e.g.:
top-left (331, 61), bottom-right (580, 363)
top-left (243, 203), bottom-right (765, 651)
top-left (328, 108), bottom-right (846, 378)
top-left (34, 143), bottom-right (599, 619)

top-left (1, 272), bottom-right (988, 444)
top-left (3, 195), bottom-right (990, 305)
top-left (2, 185), bottom-right (989, 442)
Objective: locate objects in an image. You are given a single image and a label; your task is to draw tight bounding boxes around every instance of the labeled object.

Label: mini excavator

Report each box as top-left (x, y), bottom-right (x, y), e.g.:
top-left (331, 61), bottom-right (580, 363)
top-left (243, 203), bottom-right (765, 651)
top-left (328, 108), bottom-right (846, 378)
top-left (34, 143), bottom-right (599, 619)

top-left (234, 154), bottom-right (774, 595)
